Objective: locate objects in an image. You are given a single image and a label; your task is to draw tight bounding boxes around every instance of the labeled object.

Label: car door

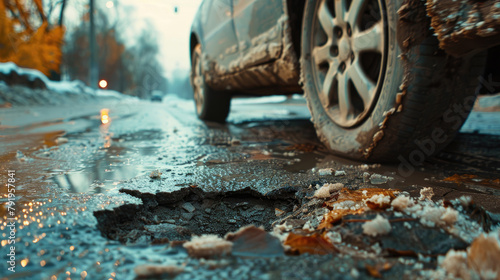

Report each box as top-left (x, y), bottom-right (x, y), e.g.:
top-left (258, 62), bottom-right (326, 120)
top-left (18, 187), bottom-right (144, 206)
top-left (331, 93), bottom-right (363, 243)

top-left (232, 0), bottom-right (285, 69)
top-left (199, 0), bottom-right (240, 75)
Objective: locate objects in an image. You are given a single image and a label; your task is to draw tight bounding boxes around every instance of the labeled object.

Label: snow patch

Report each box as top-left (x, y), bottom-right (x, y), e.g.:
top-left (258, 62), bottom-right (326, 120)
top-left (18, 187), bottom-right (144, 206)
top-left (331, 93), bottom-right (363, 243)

top-left (313, 183), bottom-right (344, 198)
top-left (419, 187), bottom-right (434, 201)
top-left (335, 170), bottom-right (346, 176)
top-left (365, 194), bottom-right (391, 208)
top-left (183, 235), bottom-right (233, 258)
top-left (318, 168), bottom-right (333, 176)
top-left (362, 214), bottom-right (392, 237)
top-left (369, 173), bottom-right (393, 185)
top-left (391, 196), bottom-right (414, 211)
top-left (0, 62), bottom-right (135, 103)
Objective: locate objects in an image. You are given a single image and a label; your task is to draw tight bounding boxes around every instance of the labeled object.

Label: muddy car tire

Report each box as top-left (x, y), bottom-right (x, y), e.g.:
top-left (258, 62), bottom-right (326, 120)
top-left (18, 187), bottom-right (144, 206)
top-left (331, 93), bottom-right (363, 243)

top-left (191, 44), bottom-right (231, 123)
top-left (300, 0), bottom-right (486, 162)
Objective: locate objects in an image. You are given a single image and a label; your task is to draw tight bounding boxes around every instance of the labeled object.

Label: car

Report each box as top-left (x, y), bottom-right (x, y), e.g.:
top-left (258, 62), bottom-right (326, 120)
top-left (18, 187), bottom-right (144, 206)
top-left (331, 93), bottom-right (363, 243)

top-left (189, 0), bottom-right (499, 162)
top-left (151, 91), bottom-right (163, 102)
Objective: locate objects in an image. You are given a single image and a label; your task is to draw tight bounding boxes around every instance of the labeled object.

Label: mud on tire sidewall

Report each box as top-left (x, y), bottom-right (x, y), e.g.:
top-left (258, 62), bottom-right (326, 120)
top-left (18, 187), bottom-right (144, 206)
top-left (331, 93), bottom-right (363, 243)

top-left (191, 45), bottom-right (231, 123)
top-left (301, 0), bottom-right (404, 161)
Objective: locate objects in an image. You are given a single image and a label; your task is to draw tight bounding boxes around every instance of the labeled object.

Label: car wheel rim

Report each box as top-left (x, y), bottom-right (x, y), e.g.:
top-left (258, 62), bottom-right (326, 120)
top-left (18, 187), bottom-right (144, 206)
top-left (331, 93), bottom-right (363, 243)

top-left (193, 51), bottom-right (205, 116)
top-left (310, 0), bottom-right (387, 127)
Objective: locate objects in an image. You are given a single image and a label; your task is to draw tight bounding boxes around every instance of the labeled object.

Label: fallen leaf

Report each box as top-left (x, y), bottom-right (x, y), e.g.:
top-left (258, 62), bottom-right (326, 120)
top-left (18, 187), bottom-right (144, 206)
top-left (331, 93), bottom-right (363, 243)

top-left (467, 233), bottom-right (500, 279)
top-left (325, 188), bottom-right (398, 208)
top-left (151, 238), bottom-right (170, 245)
top-left (225, 225), bottom-right (284, 257)
top-left (443, 174), bottom-right (478, 182)
top-left (365, 264), bottom-right (382, 278)
top-left (0, 102), bottom-right (12, 108)
top-left (383, 262), bottom-right (393, 271)
top-left (319, 188), bottom-right (398, 229)
top-left (284, 232), bottom-right (337, 255)
top-left (318, 208), bottom-right (364, 229)
top-left (443, 174), bottom-right (500, 187)
top-left (246, 150), bottom-right (282, 161)
top-left (365, 262), bottom-right (393, 278)
top-left (275, 208), bottom-right (285, 217)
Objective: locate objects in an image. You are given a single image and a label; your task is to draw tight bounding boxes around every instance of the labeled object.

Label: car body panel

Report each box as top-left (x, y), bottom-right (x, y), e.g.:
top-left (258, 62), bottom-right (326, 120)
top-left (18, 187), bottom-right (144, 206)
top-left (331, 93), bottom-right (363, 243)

top-left (198, 0), bottom-right (240, 76)
top-left (191, 0), bottom-right (301, 95)
top-left (232, 0), bottom-right (284, 69)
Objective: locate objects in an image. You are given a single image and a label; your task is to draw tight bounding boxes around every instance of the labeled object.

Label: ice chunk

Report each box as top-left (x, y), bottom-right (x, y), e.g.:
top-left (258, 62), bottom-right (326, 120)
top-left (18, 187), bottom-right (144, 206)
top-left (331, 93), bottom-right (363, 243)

top-left (369, 173), bottom-right (393, 185)
top-left (441, 207), bottom-right (459, 226)
top-left (365, 194), bottom-right (391, 208)
top-left (318, 168), bottom-right (333, 176)
top-left (439, 250), bottom-right (470, 279)
top-left (419, 187), bottom-right (434, 201)
top-left (362, 214), bottom-right (392, 236)
top-left (313, 183), bottom-right (344, 198)
top-left (391, 196), bottom-right (414, 211)
top-left (181, 202), bottom-right (196, 213)
top-left (335, 170), bottom-right (346, 176)
top-left (183, 235), bottom-right (233, 258)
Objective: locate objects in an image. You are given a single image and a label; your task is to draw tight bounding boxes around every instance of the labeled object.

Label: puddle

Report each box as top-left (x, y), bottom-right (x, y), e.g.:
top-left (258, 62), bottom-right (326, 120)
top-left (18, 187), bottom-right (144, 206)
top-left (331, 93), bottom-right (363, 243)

top-left (46, 129), bottom-right (167, 193)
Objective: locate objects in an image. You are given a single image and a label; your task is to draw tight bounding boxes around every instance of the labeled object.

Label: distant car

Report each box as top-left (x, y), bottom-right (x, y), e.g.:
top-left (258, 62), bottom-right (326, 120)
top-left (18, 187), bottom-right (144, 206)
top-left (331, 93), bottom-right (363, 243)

top-left (189, 0), bottom-right (498, 162)
top-left (151, 92), bottom-right (163, 102)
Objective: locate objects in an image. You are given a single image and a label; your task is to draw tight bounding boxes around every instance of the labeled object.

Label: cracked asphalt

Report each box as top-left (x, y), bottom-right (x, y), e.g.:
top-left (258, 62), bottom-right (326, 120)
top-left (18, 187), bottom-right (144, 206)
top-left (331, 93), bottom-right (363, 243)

top-left (0, 96), bottom-right (499, 279)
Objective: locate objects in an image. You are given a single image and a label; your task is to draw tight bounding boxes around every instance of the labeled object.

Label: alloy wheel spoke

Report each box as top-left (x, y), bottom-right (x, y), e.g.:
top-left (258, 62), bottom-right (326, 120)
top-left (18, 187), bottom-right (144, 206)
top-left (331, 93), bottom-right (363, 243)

top-left (337, 73), bottom-right (353, 120)
top-left (334, 0), bottom-right (347, 24)
top-left (323, 64), bottom-right (338, 102)
top-left (352, 21), bottom-right (383, 53)
top-left (346, 0), bottom-right (364, 27)
top-left (313, 44), bottom-right (333, 65)
top-left (318, 0), bottom-right (334, 37)
top-left (347, 60), bottom-right (376, 107)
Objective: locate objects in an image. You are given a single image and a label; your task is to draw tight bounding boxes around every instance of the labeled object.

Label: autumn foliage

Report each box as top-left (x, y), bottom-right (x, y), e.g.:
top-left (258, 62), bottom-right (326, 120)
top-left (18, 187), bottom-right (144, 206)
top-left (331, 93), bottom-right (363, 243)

top-left (0, 0), bottom-right (65, 76)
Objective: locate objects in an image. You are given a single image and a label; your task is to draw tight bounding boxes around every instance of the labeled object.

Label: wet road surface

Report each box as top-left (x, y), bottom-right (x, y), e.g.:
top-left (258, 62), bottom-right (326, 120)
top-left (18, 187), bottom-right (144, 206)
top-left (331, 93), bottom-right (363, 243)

top-left (0, 96), bottom-right (499, 279)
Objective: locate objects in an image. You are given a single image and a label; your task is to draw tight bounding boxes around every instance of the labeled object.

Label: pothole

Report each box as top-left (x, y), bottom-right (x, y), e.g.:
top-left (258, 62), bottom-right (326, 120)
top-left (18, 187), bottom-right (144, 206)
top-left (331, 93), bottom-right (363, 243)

top-left (94, 187), bottom-right (299, 244)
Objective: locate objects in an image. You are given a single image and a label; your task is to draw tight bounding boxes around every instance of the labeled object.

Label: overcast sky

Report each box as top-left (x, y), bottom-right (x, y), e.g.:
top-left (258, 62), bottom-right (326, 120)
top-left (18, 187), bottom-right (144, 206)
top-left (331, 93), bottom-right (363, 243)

top-left (62, 0), bottom-right (202, 79)
top-left (119, 0), bottom-right (202, 76)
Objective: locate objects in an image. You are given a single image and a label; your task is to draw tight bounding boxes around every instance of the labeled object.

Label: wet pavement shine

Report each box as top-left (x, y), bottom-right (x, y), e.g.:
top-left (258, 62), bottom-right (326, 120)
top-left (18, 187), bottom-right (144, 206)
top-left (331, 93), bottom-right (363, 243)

top-left (0, 96), bottom-right (499, 279)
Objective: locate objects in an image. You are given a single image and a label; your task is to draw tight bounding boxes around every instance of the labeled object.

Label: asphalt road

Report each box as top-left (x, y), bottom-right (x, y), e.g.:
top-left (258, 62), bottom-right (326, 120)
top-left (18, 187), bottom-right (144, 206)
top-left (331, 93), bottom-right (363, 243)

top-left (0, 96), bottom-right (499, 279)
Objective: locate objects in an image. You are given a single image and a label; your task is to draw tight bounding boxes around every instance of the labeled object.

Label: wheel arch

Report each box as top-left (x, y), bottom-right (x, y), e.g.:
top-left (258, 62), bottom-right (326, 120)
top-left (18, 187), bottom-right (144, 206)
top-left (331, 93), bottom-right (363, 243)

top-left (284, 0), bottom-right (306, 58)
top-left (189, 32), bottom-right (200, 63)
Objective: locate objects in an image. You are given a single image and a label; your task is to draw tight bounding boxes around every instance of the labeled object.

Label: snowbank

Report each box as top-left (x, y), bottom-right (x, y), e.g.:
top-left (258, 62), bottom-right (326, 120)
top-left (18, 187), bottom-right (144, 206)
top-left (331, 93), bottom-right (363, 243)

top-left (0, 62), bottom-right (136, 106)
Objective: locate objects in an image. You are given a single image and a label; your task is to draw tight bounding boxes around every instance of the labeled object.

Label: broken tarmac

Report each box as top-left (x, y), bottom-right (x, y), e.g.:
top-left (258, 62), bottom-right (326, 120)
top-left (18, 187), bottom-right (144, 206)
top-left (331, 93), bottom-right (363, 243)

top-left (1, 96), bottom-right (499, 279)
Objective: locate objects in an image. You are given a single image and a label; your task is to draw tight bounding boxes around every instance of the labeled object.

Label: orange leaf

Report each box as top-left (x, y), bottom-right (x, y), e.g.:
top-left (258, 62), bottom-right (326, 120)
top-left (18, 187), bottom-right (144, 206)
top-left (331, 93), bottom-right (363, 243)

top-left (284, 233), bottom-right (337, 255)
top-left (319, 188), bottom-right (398, 229)
top-left (318, 208), bottom-right (365, 229)
top-left (365, 264), bottom-right (382, 278)
top-left (443, 174), bottom-right (500, 187)
top-left (325, 188), bottom-right (397, 208)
